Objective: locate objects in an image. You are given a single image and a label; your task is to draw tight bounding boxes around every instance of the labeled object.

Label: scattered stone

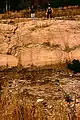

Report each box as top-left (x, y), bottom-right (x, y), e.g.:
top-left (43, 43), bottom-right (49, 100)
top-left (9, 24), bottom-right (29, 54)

top-left (37, 99), bottom-right (44, 103)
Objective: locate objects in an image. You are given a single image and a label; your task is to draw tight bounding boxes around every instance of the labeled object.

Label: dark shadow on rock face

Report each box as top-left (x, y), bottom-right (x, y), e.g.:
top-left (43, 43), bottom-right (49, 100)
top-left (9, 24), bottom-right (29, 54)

top-left (68, 59), bottom-right (80, 73)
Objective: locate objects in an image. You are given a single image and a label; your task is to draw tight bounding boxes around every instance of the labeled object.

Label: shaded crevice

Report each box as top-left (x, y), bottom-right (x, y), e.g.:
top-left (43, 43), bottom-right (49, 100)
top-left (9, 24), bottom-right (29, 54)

top-left (67, 59), bottom-right (80, 73)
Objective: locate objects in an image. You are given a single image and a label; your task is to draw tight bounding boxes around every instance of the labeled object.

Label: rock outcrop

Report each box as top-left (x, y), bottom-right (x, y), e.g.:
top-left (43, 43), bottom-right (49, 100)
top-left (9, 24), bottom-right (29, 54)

top-left (0, 18), bottom-right (80, 67)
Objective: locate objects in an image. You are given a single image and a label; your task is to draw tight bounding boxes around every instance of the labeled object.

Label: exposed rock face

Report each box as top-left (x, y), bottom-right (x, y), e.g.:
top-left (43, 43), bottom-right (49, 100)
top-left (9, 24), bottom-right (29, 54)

top-left (0, 18), bottom-right (80, 67)
top-left (20, 47), bottom-right (68, 67)
top-left (0, 18), bottom-right (80, 120)
top-left (0, 54), bottom-right (18, 67)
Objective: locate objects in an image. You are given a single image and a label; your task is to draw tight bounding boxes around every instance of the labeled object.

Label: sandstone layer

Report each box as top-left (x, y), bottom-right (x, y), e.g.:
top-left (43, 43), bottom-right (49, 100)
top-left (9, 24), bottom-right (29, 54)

top-left (0, 18), bottom-right (80, 67)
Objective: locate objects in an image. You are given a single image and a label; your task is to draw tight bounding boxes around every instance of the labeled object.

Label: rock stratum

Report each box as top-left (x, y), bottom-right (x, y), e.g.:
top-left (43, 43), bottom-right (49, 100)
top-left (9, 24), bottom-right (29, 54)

top-left (0, 18), bottom-right (80, 120)
top-left (0, 18), bottom-right (80, 67)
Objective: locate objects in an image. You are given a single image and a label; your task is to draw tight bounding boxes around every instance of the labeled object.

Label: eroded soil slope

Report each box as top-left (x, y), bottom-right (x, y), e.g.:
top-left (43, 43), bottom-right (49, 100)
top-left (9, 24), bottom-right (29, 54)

top-left (0, 68), bottom-right (80, 120)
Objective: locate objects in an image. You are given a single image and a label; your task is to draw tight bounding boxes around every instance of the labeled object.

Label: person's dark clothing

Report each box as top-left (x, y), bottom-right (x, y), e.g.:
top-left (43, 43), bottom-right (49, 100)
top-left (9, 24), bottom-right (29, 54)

top-left (31, 7), bottom-right (35, 13)
top-left (47, 6), bottom-right (52, 18)
top-left (47, 7), bottom-right (52, 18)
top-left (47, 7), bottom-right (52, 14)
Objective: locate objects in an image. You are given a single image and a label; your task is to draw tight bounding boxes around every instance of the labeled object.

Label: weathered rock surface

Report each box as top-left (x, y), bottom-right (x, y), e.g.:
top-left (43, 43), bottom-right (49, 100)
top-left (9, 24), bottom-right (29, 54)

top-left (0, 18), bottom-right (80, 120)
top-left (0, 18), bottom-right (80, 67)
top-left (0, 54), bottom-right (18, 67)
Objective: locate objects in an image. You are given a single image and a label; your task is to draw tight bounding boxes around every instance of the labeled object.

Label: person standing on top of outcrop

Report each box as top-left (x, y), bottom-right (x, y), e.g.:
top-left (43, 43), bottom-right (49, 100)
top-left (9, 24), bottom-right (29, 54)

top-left (46, 3), bottom-right (53, 19)
top-left (31, 5), bottom-right (35, 19)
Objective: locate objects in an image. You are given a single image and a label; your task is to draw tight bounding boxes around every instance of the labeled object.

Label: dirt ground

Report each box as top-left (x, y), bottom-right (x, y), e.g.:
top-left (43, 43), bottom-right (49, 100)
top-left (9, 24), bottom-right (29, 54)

top-left (0, 67), bottom-right (80, 120)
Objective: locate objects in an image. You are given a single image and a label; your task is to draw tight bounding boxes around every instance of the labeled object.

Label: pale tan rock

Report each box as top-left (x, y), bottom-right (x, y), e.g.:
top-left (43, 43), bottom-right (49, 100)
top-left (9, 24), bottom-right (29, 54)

top-left (0, 54), bottom-right (18, 67)
top-left (0, 35), bottom-right (5, 44)
top-left (0, 54), bottom-right (7, 66)
top-left (7, 55), bottom-right (18, 67)
top-left (0, 19), bottom-right (80, 67)
top-left (20, 47), bottom-right (68, 67)
top-left (70, 47), bottom-right (80, 60)
top-left (0, 43), bottom-right (8, 54)
top-left (20, 48), bottom-right (33, 67)
top-left (0, 23), bottom-right (15, 31)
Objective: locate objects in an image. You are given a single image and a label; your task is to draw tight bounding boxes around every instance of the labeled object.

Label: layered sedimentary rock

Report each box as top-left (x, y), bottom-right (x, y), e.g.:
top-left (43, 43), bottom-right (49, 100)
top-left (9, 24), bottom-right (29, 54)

top-left (0, 18), bottom-right (80, 67)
